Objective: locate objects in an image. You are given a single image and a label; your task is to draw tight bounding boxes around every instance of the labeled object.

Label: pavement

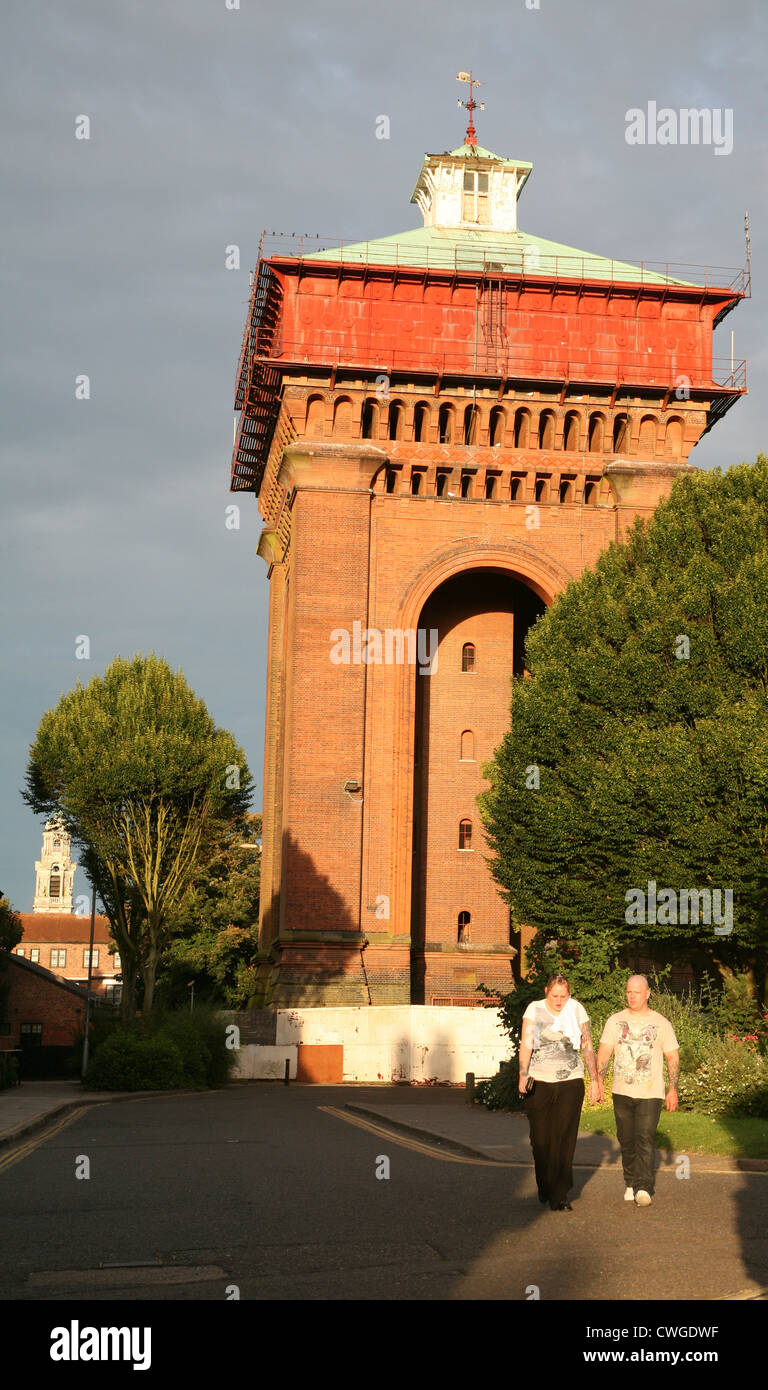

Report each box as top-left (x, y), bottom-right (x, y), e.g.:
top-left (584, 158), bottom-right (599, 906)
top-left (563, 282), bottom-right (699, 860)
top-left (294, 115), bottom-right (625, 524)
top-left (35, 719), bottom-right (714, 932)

top-left (2, 1079), bottom-right (766, 1173)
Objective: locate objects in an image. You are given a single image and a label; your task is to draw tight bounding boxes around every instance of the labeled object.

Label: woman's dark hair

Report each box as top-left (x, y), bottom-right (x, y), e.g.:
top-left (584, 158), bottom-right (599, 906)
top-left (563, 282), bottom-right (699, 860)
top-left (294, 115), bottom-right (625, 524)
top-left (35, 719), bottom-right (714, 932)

top-left (544, 973), bottom-right (570, 992)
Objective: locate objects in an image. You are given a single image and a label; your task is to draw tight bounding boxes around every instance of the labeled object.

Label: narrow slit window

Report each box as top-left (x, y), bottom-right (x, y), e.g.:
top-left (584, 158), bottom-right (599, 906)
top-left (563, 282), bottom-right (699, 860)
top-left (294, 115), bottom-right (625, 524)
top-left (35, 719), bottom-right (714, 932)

top-left (461, 642), bottom-right (476, 672)
top-left (459, 820), bottom-right (472, 850)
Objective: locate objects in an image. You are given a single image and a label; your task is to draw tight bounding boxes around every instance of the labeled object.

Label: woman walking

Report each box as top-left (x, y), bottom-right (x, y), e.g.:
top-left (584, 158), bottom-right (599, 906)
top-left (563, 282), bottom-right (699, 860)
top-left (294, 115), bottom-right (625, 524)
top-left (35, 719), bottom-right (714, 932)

top-left (518, 974), bottom-right (600, 1210)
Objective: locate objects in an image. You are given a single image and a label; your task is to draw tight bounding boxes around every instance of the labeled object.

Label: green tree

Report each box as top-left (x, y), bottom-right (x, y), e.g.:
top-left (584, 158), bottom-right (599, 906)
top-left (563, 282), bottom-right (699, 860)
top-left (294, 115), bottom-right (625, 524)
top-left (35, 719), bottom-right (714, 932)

top-left (22, 653), bottom-right (254, 1021)
top-left (479, 457), bottom-right (768, 1000)
top-left (0, 891), bottom-right (23, 1025)
top-left (157, 813), bottom-right (262, 1008)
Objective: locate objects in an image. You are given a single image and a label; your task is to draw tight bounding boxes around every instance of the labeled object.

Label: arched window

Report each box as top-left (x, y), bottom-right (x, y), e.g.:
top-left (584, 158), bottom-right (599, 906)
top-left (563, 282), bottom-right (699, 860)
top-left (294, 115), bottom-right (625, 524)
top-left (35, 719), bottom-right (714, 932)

top-left (489, 407), bottom-right (505, 447)
top-left (613, 414), bottom-right (629, 452)
top-left (458, 911), bottom-right (471, 943)
top-left (411, 471), bottom-right (422, 495)
top-left (388, 401), bottom-right (404, 441)
top-left (306, 395), bottom-right (325, 435)
top-left (584, 479), bottom-right (599, 506)
top-left (559, 478), bottom-right (574, 503)
top-left (510, 476), bottom-right (523, 501)
top-left (464, 404), bottom-right (479, 445)
top-left (534, 476), bottom-right (549, 503)
top-left (436, 471), bottom-right (448, 497)
top-left (460, 472), bottom-right (472, 498)
top-left (385, 468), bottom-right (396, 494)
top-left (49, 867), bottom-right (61, 899)
top-left (458, 819), bottom-right (472, 850)
top-left (438, 403), bottom-right (454, 444)
top-left (588, 413), bottom-right (604, 453)
top-left (413, 402), bottom-right (429, 443)
top-left (665, 417), bottom-right (684, 459)
top-left (361, 399), bottom-right (378, 439)
top-left (460, 730), bottom-right (475, 760)
top-left (484, 473), bottom-right (498, 499)
top-left (461, 642), bottom-right (476, 672)
top-left (514, 408), bottom-right (530, 448)
top-left (539, 410), bottom-right (555, 449)
top-left (333, 397), bottom-right (352, 436)
top-left (638, 415), bottom-right (657, 456)
top-left (563, 412), bottom-right (580, 452)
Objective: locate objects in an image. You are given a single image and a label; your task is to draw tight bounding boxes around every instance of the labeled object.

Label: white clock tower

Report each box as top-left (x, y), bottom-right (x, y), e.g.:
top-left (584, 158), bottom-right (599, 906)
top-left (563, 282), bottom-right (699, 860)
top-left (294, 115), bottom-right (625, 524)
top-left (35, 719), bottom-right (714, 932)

top-left (33, 818), bottom-right (77, 913)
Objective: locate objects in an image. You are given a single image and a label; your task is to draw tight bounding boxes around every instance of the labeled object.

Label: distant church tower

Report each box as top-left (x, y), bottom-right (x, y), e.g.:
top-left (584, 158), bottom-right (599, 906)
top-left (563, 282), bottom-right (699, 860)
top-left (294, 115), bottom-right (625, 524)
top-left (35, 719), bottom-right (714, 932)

top-left (231, 88), bottom-right (746, 1008)
top-left (33, 818), bottom-right (77, 913)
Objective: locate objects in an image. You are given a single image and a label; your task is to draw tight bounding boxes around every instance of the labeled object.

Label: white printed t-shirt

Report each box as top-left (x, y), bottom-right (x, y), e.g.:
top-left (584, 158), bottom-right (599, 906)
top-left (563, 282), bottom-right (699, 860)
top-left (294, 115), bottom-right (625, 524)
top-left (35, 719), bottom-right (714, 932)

top-left (523, 997), bottom-right (589, 1082)
top-left (600, 1009), bottom-right (678, 1100)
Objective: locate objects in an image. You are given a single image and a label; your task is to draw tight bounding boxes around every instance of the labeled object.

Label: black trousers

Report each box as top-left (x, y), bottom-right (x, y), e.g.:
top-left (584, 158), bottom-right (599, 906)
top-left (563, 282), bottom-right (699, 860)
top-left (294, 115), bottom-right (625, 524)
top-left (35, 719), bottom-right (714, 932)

top-left (612, 1094), bottom-right (663, 1195)
top-left (525, 1078), bottom-right (584, 1208)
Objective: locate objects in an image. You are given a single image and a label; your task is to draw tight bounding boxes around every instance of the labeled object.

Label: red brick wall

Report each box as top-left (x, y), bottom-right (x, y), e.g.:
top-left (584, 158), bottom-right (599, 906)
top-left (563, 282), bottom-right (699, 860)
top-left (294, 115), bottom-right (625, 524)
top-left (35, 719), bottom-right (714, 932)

top-left (1, 963), bottom-right (85, 1048)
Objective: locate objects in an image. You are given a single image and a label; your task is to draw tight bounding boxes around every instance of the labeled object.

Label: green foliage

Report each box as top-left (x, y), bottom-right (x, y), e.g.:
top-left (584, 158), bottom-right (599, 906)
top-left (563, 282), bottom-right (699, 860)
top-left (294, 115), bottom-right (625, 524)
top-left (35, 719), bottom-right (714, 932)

top-left (156, 815), bottom-right (261, 1009)
top-left (22, 653), bottom-right (254, 1020)
top-left (86, 1006), bottom-right (235, 1090)
top-left (0, 892), bottom-right (22, 953)
top-left (704, 971), bottom-right (767, 1041)
top-left (478, 457), bottom-right (768, 988)
top-left (88, 1028), bottom-right (186, 1091)
top-left (678, 1036), bottom-right (768, 1117)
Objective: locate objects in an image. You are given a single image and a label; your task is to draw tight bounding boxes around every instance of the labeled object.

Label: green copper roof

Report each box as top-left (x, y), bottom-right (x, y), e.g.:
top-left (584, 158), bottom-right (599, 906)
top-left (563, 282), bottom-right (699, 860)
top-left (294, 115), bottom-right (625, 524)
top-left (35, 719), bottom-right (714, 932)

top-left (445, 143), bottom-right (533, 169)
top-left (302, 223), bottom-right (694, 287)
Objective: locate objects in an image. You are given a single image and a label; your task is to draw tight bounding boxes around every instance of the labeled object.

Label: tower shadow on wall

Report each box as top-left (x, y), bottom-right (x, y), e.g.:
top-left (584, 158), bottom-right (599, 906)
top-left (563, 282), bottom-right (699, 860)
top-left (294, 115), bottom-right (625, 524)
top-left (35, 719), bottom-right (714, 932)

top-left (259, 830), bottom-right (369, 1007)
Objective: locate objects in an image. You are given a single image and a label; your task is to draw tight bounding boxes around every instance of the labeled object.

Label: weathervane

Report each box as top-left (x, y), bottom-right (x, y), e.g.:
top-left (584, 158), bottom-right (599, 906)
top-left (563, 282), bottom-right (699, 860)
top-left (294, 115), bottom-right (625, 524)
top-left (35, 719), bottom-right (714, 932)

top-left (457, 71), bottom-right (484, 148)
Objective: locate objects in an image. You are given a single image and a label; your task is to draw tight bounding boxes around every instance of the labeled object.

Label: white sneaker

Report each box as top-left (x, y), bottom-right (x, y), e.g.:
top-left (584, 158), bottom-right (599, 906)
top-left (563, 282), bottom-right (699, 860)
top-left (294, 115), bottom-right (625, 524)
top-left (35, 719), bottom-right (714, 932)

top-left (635, 1190), bottom-right (652, 1207)
top-left (623, 1186), bottom-right (635, 1201)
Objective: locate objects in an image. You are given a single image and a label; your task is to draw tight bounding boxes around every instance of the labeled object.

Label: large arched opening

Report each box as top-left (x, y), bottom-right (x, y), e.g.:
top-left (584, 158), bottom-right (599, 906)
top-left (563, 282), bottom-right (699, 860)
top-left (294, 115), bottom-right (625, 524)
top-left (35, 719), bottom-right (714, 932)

top-left (409, 568), bottom-right (546, 1003)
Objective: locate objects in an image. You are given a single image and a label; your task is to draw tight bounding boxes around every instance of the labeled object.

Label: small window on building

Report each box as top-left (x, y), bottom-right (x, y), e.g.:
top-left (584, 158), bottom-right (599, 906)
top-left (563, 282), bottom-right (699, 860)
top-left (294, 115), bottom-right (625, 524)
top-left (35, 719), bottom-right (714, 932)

top-left (613, 414), bottom-right (629, 452)
top-left (84, 950), bottom-right (99, 968)
top-left (559, 479), bottom-right (574, 503)
top-left (464, 404), bottom-right (479, 445)
top-left (413, 402), bottom-right (429, 443)
top-left (30, 948), bottom-right (40, 963)
top-left (535, 477), bottom-right (549, 503)
top-left (114, 954), bottom-right (121, 969)
top-left (461, 642), bottom-right (476, 672)
top-left (459, 819), bottom-right (473, 850)
top-left (458, 911), bottom-right (471, 943)
top-left (510, 476), bottom-right (522, 501)
top-left (539, 411), bottom-right (555, 450)
top-left (411, 471), bottom-right (423, 495)
top-left (484, 473), bottom-right (498, 499)
top-left (584, 480), bottom-right (598, 506)
top-left (438, 403), bottom-right (453, 444)
top-left (49, 868), bottom-right (61, 898)
top-left (563, 413), bottom-right (580, 452)
top-left (460, 730), bottom-right (475, 760)
top-left (514, 409), bottom-right (530, 448)
top-left (15, 947), bottom-right (25, 957)
top-left (460, 472), bottom-right (472, 499)
top-left (436, 471), bottom-right (448, 497)
top-left (588, 413), bottom-right (604, 453)
top-left (388, 401), bottom-right (404, 441)
top-left (489, 407), bottom-right (505, 447)
top-left (361, 399), bottom-right (378, 439)
top-left (51, 949), bottom-right (67, 968)
top-left (385, 468), bottom-right (396, 494)
top-left (20, 1023), bottom-right (43, 1048)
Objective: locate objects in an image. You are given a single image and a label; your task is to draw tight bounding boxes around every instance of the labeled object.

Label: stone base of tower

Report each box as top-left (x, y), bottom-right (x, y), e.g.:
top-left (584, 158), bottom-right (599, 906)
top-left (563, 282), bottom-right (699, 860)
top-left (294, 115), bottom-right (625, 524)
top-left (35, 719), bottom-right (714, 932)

top-left (253, 936), bottom-right (411, 1008)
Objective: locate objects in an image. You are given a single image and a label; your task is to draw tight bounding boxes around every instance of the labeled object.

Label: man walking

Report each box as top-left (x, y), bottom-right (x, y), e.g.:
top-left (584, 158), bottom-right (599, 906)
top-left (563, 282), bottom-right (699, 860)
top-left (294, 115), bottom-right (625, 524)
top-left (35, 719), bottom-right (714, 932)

top-left (596, 975), bottom-right (680, 1207)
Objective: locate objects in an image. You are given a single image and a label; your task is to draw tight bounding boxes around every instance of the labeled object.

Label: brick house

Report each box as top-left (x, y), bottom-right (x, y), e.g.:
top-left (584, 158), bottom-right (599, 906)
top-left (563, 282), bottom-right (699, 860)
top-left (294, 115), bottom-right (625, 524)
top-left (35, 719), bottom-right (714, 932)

top-left (0, 950), bottom-right (89, 1051)
top-left (15, 914), bottom-right (121, 1002)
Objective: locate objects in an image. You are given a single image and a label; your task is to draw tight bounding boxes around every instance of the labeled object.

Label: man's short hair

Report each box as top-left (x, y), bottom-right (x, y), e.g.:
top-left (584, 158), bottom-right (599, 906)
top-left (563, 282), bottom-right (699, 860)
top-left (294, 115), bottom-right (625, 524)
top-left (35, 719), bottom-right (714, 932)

top-left (626, 973), bottom-right (650, 989)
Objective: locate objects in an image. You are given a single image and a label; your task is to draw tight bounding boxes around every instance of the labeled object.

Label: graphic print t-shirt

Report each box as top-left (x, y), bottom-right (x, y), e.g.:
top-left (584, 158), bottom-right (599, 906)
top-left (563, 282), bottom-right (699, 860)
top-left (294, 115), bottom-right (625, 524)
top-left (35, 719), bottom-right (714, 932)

top-left (523, 998), bottom-right (588, 1082)
top-left (600, 1009), bottom-right (678, 1099)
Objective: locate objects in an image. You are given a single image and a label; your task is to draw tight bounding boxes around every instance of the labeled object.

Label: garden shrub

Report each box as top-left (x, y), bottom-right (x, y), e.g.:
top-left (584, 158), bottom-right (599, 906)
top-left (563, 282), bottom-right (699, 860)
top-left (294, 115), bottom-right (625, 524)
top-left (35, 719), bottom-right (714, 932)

top-left (88, 1028), bottom-right (185, 1091)
top-left (678, 1036), bottom-right (768, 1118)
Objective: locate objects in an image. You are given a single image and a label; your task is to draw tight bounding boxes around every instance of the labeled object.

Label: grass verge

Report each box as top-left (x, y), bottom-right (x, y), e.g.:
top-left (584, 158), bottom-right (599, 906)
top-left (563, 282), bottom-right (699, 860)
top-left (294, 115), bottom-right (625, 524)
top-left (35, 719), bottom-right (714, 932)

top-left (578, 1102), bottom-right (768, 1159)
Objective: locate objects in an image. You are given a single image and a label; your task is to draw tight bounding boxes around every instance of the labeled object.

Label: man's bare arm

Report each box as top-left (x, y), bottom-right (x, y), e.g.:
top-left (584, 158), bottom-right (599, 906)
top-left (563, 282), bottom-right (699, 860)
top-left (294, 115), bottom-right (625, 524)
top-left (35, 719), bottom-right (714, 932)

top-left (581, 1022), bottom-right (598, 1080)
top-left (596, 1041), bottom-right (613, 1079)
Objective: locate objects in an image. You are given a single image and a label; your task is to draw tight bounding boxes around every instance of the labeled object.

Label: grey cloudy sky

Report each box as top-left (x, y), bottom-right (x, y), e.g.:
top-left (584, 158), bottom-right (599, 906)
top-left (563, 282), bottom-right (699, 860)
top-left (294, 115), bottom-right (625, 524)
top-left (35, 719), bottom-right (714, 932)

top-left (2, 0), bottom-right (766, 910)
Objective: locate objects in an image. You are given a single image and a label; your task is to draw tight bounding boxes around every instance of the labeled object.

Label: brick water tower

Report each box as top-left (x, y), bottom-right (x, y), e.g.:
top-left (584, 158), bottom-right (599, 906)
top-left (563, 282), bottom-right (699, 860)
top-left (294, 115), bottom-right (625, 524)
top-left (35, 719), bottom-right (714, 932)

top-left (231, 93), bottom-right (746, 1008)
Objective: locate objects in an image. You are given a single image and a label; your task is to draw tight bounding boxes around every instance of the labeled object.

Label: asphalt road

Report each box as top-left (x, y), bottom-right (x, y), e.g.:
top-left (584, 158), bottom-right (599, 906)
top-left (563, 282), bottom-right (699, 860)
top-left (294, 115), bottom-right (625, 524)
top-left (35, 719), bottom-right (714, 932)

top-left (1, 1085), bottom-right (767, 1301)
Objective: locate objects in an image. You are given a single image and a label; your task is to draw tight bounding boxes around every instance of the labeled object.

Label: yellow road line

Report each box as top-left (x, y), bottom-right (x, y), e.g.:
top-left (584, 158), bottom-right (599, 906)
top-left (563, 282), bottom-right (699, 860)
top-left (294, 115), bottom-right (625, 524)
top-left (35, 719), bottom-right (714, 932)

top-left (0, 1105), bottom-right (97, 1175)
top-left (317, 1105), bottom-right (512, 1166)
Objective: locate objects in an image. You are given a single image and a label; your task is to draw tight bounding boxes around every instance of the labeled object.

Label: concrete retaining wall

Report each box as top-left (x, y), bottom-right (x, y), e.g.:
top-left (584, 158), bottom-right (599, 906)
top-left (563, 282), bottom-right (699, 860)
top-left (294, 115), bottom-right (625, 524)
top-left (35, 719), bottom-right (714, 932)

top-left (229, 1005), bottom-right (511, 1083)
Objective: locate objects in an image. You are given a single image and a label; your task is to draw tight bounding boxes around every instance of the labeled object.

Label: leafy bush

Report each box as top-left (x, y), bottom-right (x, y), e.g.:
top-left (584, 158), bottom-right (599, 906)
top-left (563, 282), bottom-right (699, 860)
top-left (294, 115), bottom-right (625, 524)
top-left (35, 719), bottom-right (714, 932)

top-left (86, 1007), bottom-right (235, 1091)
top-left (88, 1028), bottom-right (185, 1091)
top-left (678, 1036), bottom-right (768, 1117)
